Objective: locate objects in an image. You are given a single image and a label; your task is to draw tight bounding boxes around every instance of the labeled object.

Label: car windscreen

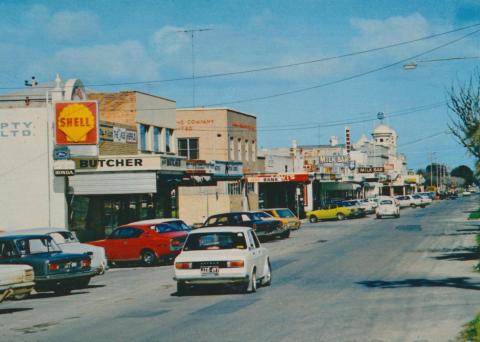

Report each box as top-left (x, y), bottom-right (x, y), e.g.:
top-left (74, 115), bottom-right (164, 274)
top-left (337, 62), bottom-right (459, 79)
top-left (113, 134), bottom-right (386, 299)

top-left (380, 200), bottom-right (393, 205)
top-left (412, 195), bottom-right (422, 199)
top-left (249, 212), bottom-right (266, 220)
top-left (276, 209), bottom-right (295, 218)
top-left (255, 212), bottom-right (273, 219)
top-left (49, 231), bottom-right (78, 244)
top-left (16, 237), bottom-right (62, 255)
top-left (183, 232), bottom-right (247, 251)
top-left (154, 221), bottom-right (191, 233)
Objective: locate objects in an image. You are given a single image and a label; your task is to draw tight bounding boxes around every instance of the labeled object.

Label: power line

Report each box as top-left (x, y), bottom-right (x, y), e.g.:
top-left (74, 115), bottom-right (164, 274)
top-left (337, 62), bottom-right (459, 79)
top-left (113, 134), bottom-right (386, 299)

top-left (398, 131), bottom-right (448, 147)
top-left (1, 22), bottom-right (480, 91)
top-left (203, 28), bottom-right (480, 107)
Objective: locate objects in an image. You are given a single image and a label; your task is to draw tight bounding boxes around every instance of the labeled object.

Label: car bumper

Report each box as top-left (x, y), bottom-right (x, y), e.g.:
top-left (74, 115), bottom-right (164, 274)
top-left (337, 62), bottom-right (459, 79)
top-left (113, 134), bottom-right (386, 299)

top-left (35, 270), bottom-right (96, 282)
top-left (0, 282), bottom-right (35, 302)
top-left (173, 275), bottom-right (249, 285)
top-left (256, 228), bottom-right (285, 238)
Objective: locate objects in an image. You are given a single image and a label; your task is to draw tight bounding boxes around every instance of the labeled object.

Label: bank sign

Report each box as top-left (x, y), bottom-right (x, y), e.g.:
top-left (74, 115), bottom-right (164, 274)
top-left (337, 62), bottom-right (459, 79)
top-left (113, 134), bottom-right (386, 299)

top-left (55, 101), bottom-right (98, 145)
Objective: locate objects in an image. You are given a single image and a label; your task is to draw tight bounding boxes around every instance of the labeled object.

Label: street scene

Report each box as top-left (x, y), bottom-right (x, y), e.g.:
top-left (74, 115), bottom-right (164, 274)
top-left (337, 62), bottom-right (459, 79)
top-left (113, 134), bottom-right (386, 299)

top-left (1, 1), bottom-right (480, 342)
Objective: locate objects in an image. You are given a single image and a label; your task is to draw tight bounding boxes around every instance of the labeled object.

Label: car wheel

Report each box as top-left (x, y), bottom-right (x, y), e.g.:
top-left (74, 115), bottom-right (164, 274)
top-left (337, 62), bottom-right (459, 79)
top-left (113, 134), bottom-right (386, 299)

top-left (242, 269), bottom-right (257, 293)
top-left (337, 213), bottom-right (345, 221)
top-left (309, 215), bottom-right (318, 223)
top-left (177, 281), bottom-right (189, 296)
top-left (281, 229), bottom-right (291, 239)
top-left (410, 203), bottom-right (417, 208)
top-left (76, 277), bottom-right (91, 289)
top-left (141, 249), bottom-right (157, 266)
top-left (420, 205), bottom-right (425, 208)
top-left (261, 260), bottom-right (272, 287)
top-left (395, 213), bottom-right (400, 218)
top-left (54, 287), bottom-right (72, 296)
top-left (13, 293), bottom-right (30, 300)
top-left (376, 214), bottom-right (381, 219)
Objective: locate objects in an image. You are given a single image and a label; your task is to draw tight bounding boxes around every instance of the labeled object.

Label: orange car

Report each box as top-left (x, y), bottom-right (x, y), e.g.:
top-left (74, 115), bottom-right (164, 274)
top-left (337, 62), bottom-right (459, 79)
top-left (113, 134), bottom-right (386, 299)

top-left (263, 208), bottom-right (301, 230)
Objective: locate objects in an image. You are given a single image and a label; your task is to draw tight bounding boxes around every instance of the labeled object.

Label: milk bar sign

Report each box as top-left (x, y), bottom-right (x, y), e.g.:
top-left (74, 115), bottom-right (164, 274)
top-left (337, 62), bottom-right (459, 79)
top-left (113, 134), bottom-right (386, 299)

top-left (358, 166), bottom-right (384, 173)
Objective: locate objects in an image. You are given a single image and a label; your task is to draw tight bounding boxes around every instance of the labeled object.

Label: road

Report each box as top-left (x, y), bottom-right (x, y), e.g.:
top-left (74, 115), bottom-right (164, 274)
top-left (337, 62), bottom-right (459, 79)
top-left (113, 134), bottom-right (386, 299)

top-left (1, 196), bottom-right (480, 342)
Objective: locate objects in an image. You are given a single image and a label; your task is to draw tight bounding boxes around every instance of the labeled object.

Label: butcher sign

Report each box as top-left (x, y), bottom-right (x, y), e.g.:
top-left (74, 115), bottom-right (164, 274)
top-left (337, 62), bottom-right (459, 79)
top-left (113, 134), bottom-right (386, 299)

top-left (55, 101), bottom-right (98, 145)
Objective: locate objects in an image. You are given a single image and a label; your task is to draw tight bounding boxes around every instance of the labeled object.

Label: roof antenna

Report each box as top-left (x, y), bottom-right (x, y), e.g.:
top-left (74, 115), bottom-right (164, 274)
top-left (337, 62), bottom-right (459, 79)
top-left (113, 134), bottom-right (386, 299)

top-left (24, 76), bottom-right (38, 87)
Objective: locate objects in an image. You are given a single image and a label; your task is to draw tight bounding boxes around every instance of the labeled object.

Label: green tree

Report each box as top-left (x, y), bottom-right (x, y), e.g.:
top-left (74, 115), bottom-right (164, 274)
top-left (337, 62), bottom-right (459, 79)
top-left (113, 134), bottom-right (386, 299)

top-left (451, 165), bottom-right (475, 187)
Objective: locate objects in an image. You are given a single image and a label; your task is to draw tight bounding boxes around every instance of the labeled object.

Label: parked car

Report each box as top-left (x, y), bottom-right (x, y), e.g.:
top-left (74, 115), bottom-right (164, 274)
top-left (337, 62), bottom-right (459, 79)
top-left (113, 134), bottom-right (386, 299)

top-left (203, 212), bottom-right (287, 239)
top-left (263, 208), bottom-right (301, 230)
top-left (376, 199), bottom-right (400, 219)
top-left (89, 219), bottom-right (191, 266)
top-left (462, 191), bottom-right (472, 196)
top-left (395, 195), bottom-right (412, 208)
top-left (396, 195), bottom-right (424, 208)
top-left (306, 203), bottom-right (354, 223)
top-left (414, 194), bottom-right (432, 206)
top-left (0, 228), bottom-right (107, 275)
top-left (336, 200), bottom-right (367, 218)
top-left (0, 235), bottom-right (95, 295)
top-left (0, 265), bottom-right (35, 302)
top-left (356, 199), bottom-right (376, 214)
top-left (174, 226), bottom-right (271, 295)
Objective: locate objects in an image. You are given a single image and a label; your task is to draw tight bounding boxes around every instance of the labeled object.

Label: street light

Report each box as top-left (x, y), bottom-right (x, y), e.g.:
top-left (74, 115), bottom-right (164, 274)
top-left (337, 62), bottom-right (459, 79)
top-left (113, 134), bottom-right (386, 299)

top-left (403, 56), bottom-right (480, 70)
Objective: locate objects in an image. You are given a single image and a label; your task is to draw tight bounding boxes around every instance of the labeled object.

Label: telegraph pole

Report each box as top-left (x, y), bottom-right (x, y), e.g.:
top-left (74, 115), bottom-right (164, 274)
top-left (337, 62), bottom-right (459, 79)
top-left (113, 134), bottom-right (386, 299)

top-left (176, 28), bottom-right (213, 107)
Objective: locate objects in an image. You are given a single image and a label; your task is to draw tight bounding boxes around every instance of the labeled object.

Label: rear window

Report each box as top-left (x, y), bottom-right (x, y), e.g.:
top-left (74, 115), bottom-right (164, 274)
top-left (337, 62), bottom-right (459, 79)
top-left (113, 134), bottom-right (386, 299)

top-left (380, 200), bottom-right (393, 205)
top-left (276, 209), bottom-right (295, 218)
top-left (183, 232), bottom-right (247, 251)
top-left (154, 221), bottom-right (191, 233)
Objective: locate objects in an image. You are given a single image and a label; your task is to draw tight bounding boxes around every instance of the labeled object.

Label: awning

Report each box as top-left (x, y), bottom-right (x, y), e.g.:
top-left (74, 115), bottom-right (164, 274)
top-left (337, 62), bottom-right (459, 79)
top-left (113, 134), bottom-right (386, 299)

top-left (68, 172), bottom-right (157, 195)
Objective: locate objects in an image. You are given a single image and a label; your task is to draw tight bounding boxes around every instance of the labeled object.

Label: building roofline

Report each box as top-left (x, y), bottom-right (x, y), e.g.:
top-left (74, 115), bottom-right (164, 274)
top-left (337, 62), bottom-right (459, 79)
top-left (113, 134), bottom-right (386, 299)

top-left (88, 90), bottom-right (176, 103)
top-left (177, 107), bottom-right (257, 119)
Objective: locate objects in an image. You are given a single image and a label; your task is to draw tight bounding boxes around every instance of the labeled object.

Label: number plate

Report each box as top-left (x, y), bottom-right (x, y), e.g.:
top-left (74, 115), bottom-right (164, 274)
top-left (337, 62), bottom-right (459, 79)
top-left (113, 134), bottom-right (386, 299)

top-left (200, 266), bottom-right (219, 276)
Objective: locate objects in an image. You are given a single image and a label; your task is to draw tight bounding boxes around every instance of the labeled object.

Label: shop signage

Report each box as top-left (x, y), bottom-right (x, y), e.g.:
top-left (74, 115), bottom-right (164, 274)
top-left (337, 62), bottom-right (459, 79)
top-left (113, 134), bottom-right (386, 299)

top-left (247, 173), bottom-right (309, 183)
top-left (232, 122), bottom-right (256, 131)
top-left (318, 155), bottom-right (349, 164)
top-left (53, 146), bottom-right (70, 160)
top-left (55, 101), bottom-right (98, 145)
top-left (384, 163), bottom-right (394, 171)
top-left (126, 130), bottom-right (137, 143)
top-left (74, 155), bottom-right (185, 173)
top-left (358, 166), bottom-right (384, 173)
top-left (53, 160), bottom-right (75, 176)
top-left (113, 127), bottom-right (126, 143)
top-left (100, 125), bottom-right (113, 141)
top-left (186, 160), bottom-right (243, 177)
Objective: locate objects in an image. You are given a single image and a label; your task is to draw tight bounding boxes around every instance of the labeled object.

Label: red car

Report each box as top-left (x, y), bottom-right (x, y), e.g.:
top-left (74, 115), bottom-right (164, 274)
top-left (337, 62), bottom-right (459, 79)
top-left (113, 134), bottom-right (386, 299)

top-left (88, 219), bottom-right (191, 266)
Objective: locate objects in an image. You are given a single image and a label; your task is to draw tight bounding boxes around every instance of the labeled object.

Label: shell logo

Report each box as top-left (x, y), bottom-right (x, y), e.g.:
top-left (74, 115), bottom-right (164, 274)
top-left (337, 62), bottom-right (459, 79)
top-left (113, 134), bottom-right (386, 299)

top-left (55, 101), bottom-right (98, 145)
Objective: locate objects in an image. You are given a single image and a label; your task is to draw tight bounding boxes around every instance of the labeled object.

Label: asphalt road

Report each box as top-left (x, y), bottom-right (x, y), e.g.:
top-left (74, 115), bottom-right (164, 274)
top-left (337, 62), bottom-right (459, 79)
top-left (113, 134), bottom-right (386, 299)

top-left (1, 196), bottom-right (480, 342)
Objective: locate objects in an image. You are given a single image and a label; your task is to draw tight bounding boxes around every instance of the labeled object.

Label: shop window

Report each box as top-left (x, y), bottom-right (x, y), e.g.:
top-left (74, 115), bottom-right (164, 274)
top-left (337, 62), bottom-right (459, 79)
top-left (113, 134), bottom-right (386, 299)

top-left (178, 138), bottom-right (199, 160)
top-left (227, 182), bottom-right (241, 195)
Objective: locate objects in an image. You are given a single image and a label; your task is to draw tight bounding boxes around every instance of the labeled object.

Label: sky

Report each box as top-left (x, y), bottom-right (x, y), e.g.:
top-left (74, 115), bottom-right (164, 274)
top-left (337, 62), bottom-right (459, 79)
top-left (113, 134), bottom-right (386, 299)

top-left (1, 0), bottom-right (479, 171)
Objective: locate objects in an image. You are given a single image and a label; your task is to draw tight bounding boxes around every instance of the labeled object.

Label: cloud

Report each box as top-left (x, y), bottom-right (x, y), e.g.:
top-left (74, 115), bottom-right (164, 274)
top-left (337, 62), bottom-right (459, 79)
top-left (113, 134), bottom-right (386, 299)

top-left (152, 25), bottom-right (190, 55)
top-left (54, 41), bottom-right (159, 81)
top-left (46, 10), bottom-right (101, 42)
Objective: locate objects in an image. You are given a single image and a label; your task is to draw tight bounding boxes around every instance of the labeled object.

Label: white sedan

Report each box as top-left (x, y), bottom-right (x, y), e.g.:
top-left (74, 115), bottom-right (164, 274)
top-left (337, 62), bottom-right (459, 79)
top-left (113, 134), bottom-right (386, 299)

top-left (174, 226), bottom-right (271, 295)
top-left (0, 265), bottom-right (35, 302)
top-left (376, 199), bottom-right (400, 219)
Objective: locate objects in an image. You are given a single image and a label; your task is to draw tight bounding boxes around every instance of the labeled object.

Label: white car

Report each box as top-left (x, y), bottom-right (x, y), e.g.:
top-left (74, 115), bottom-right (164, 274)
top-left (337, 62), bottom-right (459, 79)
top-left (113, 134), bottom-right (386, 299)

top-left (462, 191), bottom-right (472, 196)
top-left (414, 194), bottom-right (432, 206)
top-left (376, 199), bottom-right (400, 219)
top-left (394, 195), bottom-right (412, 208)
top-left (174, 226), bottom-right (271, 295)
top-left (0, 228), bottom-right (107, 275)
top-left (0, 265), bottom-right (35, 302)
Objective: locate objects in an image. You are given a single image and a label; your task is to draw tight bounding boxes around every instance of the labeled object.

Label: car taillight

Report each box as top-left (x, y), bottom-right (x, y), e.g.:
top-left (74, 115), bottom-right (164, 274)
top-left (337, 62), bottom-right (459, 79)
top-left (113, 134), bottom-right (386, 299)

top-left (226, 260), bottom-right (244, 268)
top-left (252, 224), bottom-right (257, 230)
top-left (175, 262), bottom-right (192, 269)
top-left (48, 263), bottom-right (60, 272)
top-left (171, 239), bottom-right (182, 247)
top-left (81, 259), bottom-right (91, 269)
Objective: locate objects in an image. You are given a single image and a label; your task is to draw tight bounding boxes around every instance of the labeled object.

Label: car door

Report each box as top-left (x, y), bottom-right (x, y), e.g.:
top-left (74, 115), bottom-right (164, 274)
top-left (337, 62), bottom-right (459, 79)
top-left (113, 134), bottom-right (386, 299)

top-left (248, 230), bottom-right (266, 276)
top-left (119, 227), bottom-right (144, 260)
top-left (103, 228), bottom-right (123, 260)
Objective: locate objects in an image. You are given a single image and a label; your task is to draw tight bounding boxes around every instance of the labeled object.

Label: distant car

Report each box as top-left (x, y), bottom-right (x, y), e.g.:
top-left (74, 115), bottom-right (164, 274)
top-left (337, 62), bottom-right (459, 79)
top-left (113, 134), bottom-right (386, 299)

top-left (414, 194), bottom-right (432, 205)
top-left (0, 235), bottom-right (95, 295)
top-left (0, 228), bottom-right (107, 275)
top-left (0, 265), bottom-right (35, 302)
top-left (337, 200), bottom-right (367, 217)
top-left (306, 203), bottom-right (354, 223)
top-left (203, 212), bottom-right (286, 240)
top-left (376, 199), bottom-right (400, 219)
top-left (355, 199), bottom-right (376, 214)
top-left (263, 208), bottom-right (301, 230)
top-left (395, 195), bottom-right (412, 208)
top-left (462, 191), bottom-right (472, 196)
top-left (253, 211), bottom-right (291, 239)
top-left (88, 219), bottom-right (191, 266)
top-left (174, 226), bottom-right (271, 295)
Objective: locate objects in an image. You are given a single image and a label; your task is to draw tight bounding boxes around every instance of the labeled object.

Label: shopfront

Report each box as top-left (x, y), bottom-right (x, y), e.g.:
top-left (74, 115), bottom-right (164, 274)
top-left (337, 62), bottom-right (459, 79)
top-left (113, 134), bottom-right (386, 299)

top-left (67, 155), bottom-right (185, 241)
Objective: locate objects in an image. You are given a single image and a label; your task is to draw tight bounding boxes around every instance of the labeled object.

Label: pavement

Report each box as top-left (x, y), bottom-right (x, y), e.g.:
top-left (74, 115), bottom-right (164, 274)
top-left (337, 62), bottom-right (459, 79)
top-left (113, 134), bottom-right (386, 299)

top-left (1, 196), bottom-right (479, 342)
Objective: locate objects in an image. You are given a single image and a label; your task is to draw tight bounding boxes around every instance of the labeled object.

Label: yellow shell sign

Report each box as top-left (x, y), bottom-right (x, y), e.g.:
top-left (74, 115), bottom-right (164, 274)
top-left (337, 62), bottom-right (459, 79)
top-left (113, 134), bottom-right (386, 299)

top-left (55, 101), bottom-right (98, 145)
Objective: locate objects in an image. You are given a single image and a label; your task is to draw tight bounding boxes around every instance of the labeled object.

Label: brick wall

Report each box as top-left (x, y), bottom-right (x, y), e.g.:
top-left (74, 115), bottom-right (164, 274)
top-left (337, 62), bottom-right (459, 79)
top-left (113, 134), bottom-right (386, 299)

top-left (88, 92), bottom-right (137, 126)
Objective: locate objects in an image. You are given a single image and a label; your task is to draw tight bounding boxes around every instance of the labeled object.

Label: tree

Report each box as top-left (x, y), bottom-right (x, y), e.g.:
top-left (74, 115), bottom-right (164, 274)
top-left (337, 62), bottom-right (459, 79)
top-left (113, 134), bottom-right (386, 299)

top-left (451, 165), bottom-right (475, 187)
top-left (448, 73), bottom-right (480, 165)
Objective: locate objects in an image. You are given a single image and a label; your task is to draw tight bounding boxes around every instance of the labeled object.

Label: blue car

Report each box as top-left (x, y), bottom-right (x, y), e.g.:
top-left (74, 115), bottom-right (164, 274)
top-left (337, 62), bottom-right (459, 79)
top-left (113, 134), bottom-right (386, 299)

top-left (0, 235), bottom-right (96, 295)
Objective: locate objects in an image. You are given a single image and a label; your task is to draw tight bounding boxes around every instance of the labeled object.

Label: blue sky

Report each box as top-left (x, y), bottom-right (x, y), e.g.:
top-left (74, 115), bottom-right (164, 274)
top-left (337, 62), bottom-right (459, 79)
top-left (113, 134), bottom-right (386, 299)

top-left (1, 0), bottom-right (479, 170)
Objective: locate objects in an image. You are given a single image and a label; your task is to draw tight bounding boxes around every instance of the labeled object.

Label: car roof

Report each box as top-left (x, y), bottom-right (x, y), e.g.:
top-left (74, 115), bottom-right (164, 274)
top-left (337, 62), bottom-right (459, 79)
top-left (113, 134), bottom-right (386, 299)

top-left (263, 208), bottom-right (291, 211)
top-left (189, 226), bottom-right (252, 234)
top-left (0, 227), bottom-right (68, 236)
top-left (127, 218), bottom-right (183, 225)
top-left (0, 234), bottom-right (52, 240)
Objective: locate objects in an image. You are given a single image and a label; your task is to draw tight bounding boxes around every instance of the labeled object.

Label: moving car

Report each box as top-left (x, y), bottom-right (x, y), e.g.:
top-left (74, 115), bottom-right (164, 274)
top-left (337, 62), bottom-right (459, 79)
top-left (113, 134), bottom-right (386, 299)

top-left (414, 194), bottom-right (432, 206)
top-left (0, 228), bottom-right (107, 275)
top-left (174, 226), bottom-right (271, 295)
top-left (396, 195), bottom-right (424, 208)
top-left (306, 203), bottom-right (354, 223)
top-left (0, 265), bottom-right (35, 302)
top-left (203, 212), bottom-right (286, 239)
top-left (376, 199), bottom-right (400, 219)
top-left (263, 208), bottom-right (301, 230)
top-left (89, 219), bottom-right (191, 266)
top-left (0, 235), bottom-right (95, 295)
top-left (336, 200), bottom-right (367, 218)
